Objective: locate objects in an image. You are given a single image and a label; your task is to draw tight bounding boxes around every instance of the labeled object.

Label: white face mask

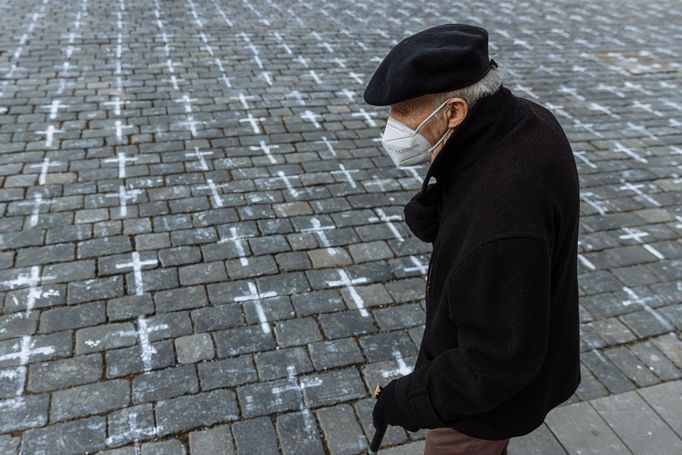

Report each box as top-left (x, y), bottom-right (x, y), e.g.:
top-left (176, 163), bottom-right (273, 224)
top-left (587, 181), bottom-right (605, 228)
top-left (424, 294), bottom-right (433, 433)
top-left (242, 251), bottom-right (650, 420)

top-left (381, 99), bottom-right (453, 167)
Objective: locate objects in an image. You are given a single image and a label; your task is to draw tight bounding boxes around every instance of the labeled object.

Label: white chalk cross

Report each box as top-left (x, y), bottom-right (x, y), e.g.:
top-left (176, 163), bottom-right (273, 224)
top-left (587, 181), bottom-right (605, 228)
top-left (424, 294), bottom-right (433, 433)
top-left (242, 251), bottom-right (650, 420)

top-left (115, 252), bottom-right (158, 296)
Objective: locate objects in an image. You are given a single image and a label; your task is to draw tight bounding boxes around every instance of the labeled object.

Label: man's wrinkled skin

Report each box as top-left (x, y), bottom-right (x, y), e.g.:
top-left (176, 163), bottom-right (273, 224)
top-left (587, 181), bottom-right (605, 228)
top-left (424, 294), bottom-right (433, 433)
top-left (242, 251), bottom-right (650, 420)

top-left (389, 94), bottom-right (470, 163)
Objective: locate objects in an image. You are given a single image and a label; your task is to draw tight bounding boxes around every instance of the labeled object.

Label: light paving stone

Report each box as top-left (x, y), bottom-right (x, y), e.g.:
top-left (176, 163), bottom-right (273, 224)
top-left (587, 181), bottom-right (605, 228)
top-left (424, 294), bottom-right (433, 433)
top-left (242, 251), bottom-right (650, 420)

top-left (0, 435), bottom-right (19, 455)
top-left (637, 379), bottom-right (682, 437)
top-left (175, 333), bottom-right (215, 364)
top-left (508, 423), bottom-right (567, 454)
top-left (591, 389), bottom-right (682, 454)
top-left (650, 332), bottom-right (682, 368)
top-left (544, 401), bottom-right (628, 454)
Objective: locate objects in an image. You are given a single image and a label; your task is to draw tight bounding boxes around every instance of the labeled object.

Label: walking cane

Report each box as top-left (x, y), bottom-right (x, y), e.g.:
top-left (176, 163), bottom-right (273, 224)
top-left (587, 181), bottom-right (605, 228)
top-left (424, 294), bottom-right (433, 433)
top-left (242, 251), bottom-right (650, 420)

top-left (369, 384), bottom-right (388, 455)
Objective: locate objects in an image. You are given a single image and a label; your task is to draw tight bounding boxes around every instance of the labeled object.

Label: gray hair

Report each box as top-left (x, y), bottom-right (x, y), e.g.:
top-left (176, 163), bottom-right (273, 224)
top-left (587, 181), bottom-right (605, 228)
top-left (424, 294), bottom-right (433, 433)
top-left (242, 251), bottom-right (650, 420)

top-left (430, 63), bottom-right (504, 110)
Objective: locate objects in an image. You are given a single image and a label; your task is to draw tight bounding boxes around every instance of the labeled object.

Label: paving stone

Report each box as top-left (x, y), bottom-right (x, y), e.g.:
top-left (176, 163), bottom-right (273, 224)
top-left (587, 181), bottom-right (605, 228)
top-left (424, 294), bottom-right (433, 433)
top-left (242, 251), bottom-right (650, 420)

top-left (591, 390), bottom-right (682, 454)
top-left (373, 302), bottom-right (425, 330)
top-left (178, 261), bottom-right (227, 285)
top-left (0, 394), bottom-right (49, 432)
top-left (175, 333), bottom-right (215, 363)
top-left (27, 353), bottom-right (102, 393)
top-left (354, 397), bottom-right (408, 449)
top-left (155, 389), bottom-right (239, 436)
top-left (0, 331), bottom-right (72, 368)
top-left (68, 276), bottom-right (124, 304)
top-left (39, 301), bottom-right (106, 333)
top-left (629, 340), bottom-right (682, 381)
top-left (358, 330), bottom-right (418, 362)
top-left (574, 362), bottom-right (609, 401)
top-left (0, 435), bottom-right (19, 455)
top-left (276, 411), bottom-right (325, 455)
top-left (302, 367), bottom-right (367, 408)
top-left (308, 337), bottom-right (365, 370)
top-left (544, 401), bottom-right (628, 454)
top-left (232, 417), bottom-right (279, 455)
top-left (620, 308), bottom-right (675, 337)
top-left (105, 340), bottom-right (176, 377)
top-left (107, 294), bottom-right (155, 321)
top-left (191, 304), bottom-right (243, 332)
top-left (198, 355), bottom-right (258, 391)
top-left (214, 324), bottom-right (276, 357)
top-left (76, 322), bottom-right (138, 354)
top-left (255, 346), bottom-right (314, 381)
top-left (50, 379), bottom-right (130, 422)
top-left (155, 285), bottom-right (208, 312)
top-left (637, 379), bottom-right (682, 437)
top-left (189, 424), bottom-right (234, 455)
top-left (581, 349), bottom-right (637, 394)
top-left (141, 438), bottom-right (187, 455)
top-left (0, 311), bottom-right (39, 341)
top-left (132, 364), bottom-right (199, 403)
top-left (106, 403), bottom-right (157, 447)
top-left (273, 317), bottom-right (323, 347)
top-left (603, 345), bottom-right (659, 387)
top-left (507, 423), bottom-right (567, 455)
top-left (319, 309), bottom-right (378, 339)
top-left (20, 416), bottom-right (107, 454)
top-left (317, 403), bottom-right (368, 455)
top-left (650, 332), bottom-right (682, 368)
top-left (591, 317), bottom-right (637, 345)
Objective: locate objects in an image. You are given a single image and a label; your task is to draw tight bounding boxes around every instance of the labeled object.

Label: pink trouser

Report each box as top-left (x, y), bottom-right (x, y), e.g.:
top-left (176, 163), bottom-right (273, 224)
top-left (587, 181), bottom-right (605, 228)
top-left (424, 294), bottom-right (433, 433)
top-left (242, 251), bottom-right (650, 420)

top-left (424, 427), bottom-right (510, 455)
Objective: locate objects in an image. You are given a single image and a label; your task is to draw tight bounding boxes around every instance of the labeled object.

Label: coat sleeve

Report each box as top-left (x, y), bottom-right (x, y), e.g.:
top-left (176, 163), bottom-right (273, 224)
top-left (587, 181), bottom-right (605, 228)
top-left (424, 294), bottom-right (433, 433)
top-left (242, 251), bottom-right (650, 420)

top-left (393, 234), bottom-right (553, 428)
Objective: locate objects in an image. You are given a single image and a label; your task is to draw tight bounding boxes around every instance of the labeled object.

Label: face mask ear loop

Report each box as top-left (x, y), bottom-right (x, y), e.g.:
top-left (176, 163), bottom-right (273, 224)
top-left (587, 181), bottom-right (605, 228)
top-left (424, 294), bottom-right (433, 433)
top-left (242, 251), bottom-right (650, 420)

top-left (414, 98), bottom-right (451, 134)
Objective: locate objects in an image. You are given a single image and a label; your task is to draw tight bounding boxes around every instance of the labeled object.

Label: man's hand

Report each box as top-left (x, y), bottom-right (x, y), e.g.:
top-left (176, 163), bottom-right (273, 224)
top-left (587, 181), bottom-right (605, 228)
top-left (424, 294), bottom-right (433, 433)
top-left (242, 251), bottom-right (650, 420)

top-left (372, 379), bottom-right (421, 432)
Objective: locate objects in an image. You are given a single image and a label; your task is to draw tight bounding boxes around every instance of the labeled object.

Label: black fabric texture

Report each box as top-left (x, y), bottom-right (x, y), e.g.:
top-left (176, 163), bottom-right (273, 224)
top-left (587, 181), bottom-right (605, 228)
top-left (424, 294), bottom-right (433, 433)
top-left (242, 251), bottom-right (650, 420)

top-left (395, 84), bottom-right (582, 440)
top-left (363, 23), bottom-right (497, 106)
top-left (372, 379), bottom-right (420, 432)
top-left (403, 182), bottom-right (442, 243)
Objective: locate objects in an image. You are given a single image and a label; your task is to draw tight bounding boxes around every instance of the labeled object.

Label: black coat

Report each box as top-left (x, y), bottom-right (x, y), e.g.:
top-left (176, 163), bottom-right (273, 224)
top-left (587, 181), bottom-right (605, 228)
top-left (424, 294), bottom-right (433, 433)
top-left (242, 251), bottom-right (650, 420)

top-left (394, 85), bottom-right (582, 440)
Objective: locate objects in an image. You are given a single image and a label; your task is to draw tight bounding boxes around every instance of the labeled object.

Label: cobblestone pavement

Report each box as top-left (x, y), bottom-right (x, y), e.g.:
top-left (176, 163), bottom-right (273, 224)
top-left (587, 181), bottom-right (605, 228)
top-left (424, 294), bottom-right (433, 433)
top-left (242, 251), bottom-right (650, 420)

top-left (1, 0), bottom-right (681, 453)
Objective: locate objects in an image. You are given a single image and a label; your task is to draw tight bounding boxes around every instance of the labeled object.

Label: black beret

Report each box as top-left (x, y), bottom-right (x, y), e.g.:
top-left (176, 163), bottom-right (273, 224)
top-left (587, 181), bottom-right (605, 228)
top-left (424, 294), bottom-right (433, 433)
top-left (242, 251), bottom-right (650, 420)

top-left (363, 23), bottom-right (497, 106)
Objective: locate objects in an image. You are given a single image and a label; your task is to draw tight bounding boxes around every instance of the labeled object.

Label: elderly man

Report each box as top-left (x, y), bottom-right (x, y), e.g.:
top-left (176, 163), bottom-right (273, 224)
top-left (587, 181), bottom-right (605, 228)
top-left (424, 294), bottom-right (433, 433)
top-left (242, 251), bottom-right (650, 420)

top-left (365, 24), bottom-right (581, 455)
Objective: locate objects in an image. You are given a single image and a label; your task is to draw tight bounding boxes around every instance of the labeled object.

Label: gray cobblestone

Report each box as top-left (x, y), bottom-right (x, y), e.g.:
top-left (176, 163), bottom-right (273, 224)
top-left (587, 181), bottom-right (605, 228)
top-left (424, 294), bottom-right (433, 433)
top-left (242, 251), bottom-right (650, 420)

top-left (51, 379), bottom-right (130, 422)
top-left (155, 389), bottom-right (238, 436)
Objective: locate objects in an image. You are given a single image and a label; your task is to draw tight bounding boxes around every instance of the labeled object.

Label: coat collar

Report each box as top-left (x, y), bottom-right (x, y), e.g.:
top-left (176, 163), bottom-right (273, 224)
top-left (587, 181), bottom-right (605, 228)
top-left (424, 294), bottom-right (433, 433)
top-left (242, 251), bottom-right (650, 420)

top-left (420, 84), bottom-right (520, 193)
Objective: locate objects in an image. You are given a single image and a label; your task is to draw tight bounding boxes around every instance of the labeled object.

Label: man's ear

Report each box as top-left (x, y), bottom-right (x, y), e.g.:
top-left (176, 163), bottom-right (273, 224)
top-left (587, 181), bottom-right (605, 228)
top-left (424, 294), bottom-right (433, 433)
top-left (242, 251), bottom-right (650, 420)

top-left (445, 97), bottom-right (468, 128)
